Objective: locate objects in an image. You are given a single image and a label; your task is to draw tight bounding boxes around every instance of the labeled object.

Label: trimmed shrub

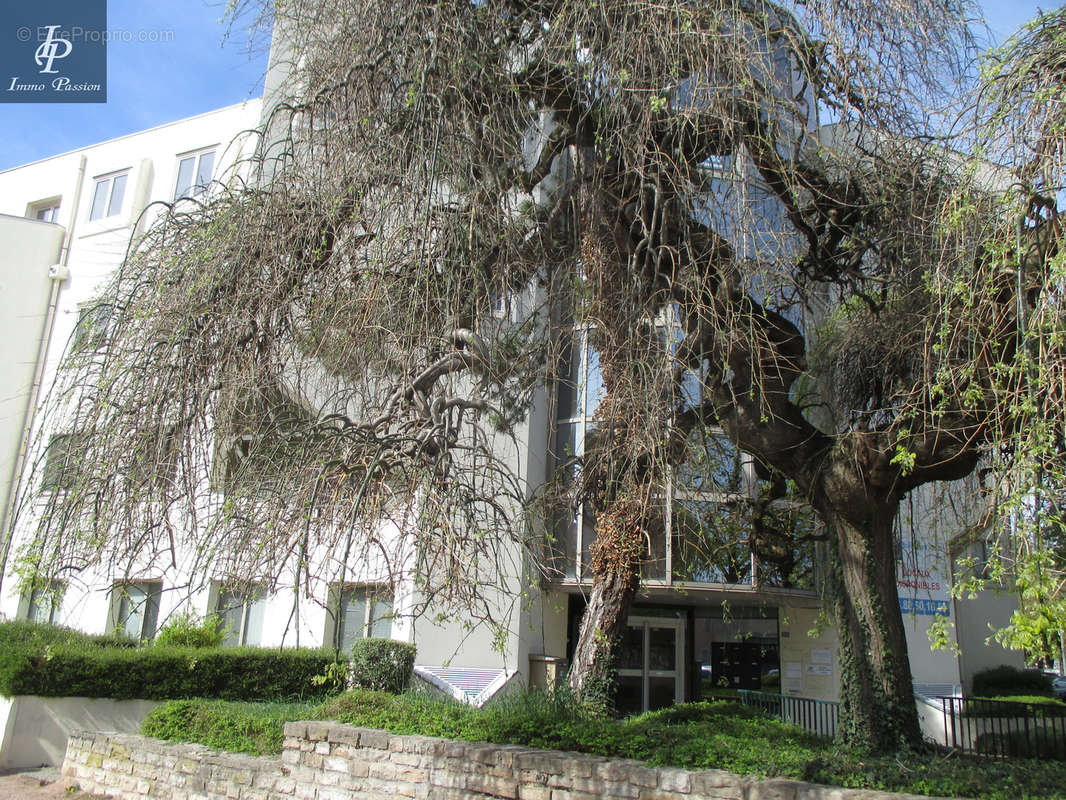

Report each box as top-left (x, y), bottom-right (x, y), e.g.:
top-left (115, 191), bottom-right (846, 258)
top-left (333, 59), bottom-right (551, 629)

top-left (0, 619), bottom-right (134, 650)
top-left (0, 640), bottom-right (343, 701)
top-left (972, 665), bottom-right (1053, 698)
top-left (349, 639), bottom-right (416, 693)
top-left (153, 612), bottom-right (224, 649)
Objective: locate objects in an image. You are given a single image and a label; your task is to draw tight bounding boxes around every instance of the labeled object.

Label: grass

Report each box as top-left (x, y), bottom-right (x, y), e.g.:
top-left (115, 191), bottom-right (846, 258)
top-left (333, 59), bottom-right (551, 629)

top-left (971, 695), bottom-right (1066, 707)
top-left (141, 699), bottom-right (321, 755)
top-left (140, 690), bottom-right (1066, 799)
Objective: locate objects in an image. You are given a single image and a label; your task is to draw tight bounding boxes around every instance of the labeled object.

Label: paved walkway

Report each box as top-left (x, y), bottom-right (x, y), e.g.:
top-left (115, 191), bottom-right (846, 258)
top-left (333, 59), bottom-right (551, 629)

top-left (0, 767), bottom-right (104, 799)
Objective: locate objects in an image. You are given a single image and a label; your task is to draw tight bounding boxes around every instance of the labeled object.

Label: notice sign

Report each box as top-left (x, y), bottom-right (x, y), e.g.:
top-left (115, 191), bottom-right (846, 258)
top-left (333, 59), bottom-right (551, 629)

top-left (899, 597), bottom-right (950, 616)
top-left (897, 534), bottom-right (951, 617)
top-left (1, 0), bottom-right (107, 103)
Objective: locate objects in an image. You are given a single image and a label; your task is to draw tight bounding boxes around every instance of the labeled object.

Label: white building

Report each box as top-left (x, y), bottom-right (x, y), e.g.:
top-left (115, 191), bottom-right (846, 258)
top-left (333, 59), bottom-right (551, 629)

top-left (0, 93), bottom-right (1024, 714)
top-left (0, 99), bottom-right (264, 639)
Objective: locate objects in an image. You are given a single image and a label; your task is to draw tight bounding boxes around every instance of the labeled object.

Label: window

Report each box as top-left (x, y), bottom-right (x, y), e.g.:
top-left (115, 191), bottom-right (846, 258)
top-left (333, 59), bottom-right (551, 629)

top-left (40, 432), bottom-right (85, 492)
top-left (550, 327), bottom-right (605, 578)
top-left (173, 149), bottom-right (216, 199)
top-left (29, 199), bottom-right (61, 223)
top-left (88, 171), bottom-right (128, 221)
top-left (326, 585), bottom-right (393, 651)
top-left (72, 302), bottom-right (113, 351)
top-left (111, 581), bottom-right (161, 641)
top-left (216, 585), bottom-right (268, 647)
top-left (18, 578), bottom-right (65, 624)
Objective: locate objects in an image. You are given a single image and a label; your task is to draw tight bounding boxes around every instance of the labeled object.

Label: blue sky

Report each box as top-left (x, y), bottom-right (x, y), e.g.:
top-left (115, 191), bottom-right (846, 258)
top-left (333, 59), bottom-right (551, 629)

top-left (0, 0), bottom-right (1055, 173)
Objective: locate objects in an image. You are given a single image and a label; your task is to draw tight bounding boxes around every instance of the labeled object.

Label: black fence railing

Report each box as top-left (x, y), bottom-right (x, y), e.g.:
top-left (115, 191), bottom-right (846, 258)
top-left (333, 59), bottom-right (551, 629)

top-left (737, 689), bottom-right (839, 739)
top-left (937, 696), bottom-right (1066, 759)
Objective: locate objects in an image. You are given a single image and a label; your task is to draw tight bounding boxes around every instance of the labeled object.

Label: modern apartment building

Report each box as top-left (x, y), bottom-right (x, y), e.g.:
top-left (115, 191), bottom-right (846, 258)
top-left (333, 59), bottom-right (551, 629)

top-left (0, 28), bottom-right (1025, 712)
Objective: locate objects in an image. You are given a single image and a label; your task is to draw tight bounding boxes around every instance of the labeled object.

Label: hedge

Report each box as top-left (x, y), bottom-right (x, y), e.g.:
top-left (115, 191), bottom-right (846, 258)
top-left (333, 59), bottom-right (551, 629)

top-left (0, 619), bottom-right (135, 650)
top-left (350, 638), bottom-right (416, 693)
top-left (972, 665), bottom-right (1054, 698)
top-left (0, 639), bottom-right (341, 701)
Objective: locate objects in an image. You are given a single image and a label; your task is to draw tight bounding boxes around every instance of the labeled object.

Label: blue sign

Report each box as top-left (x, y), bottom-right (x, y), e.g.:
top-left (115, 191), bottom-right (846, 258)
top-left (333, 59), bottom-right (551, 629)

top-left (900, 597), bottom-right (950, 617)
top-left (0, 1), bottom-right (107, 103)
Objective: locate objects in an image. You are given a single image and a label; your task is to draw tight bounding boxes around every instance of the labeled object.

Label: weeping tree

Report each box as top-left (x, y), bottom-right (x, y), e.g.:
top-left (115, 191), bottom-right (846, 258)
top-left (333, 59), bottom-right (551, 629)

top-left (944, 6), bottom-right (1066, 672)
top-left (14, 0), bottom-right (1066, 752)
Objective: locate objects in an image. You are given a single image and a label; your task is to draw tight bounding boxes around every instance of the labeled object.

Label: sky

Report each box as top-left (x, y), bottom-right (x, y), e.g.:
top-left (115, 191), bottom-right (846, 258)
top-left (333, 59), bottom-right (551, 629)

top-left (0, 0), bottom-right (1056, 173)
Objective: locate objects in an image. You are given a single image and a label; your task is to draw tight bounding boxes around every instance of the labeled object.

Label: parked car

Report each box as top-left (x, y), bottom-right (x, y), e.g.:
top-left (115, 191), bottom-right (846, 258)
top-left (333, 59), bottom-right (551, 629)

top-left (1052, 675), bottom-right (1066, 699)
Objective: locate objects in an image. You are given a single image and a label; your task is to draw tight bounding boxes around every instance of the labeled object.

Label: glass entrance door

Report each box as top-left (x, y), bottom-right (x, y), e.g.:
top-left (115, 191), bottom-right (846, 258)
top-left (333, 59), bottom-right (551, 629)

top-left (615, 615), bottom-right (685, 715)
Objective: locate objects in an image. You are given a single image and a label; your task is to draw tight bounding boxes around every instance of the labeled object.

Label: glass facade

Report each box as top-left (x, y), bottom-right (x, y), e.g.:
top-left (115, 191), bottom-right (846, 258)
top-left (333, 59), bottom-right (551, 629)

top-left (549, 313), bottom-right (820, 590)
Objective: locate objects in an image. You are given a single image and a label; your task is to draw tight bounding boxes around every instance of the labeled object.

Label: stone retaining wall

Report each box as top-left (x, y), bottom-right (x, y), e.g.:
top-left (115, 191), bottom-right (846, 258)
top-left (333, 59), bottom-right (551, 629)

top-left (62, 723), bottom-right (944, 800)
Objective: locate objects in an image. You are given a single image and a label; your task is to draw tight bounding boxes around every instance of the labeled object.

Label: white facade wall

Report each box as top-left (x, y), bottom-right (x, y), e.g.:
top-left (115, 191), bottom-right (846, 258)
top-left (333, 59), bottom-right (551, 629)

top-left (0, 101), bottom-right (264, 637)
top-left (0, 216), bottom-right (65, 578)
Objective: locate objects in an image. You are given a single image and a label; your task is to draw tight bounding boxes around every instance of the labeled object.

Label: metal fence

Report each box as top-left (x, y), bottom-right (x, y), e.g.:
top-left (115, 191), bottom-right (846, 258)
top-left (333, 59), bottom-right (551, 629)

top-left (937, 696), bottom-right (1066, 759)
top-left (737, 689), bottom-right (839, 739)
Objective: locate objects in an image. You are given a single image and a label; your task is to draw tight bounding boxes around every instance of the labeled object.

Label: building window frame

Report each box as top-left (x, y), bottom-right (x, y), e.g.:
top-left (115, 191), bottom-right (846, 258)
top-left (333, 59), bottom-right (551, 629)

top-left (40, 432), bottom-right (86, 492)
top-left (551, 306), bottom-right (780, 588)
top-left (29, 197), bottom-right (61, 223)
top-left (109, 580), bottom-right (162, 641)
top-left (214, 584), bottom-right (268, 647)
top-left (17, 578), bottom-right (65, 624)
top-left (88, 170), bottom-right (129, 221)
top-left (173, 147), bottom-right (217, 200)
top-left (72, 301), bottom-right (113, 352)
top-left (325, 583), bottom-right (394, 652)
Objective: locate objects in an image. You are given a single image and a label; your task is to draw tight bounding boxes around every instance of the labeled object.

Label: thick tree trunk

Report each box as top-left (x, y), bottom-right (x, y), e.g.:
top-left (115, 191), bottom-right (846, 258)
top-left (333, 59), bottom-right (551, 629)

top-left (830, 505), bottom-right (921, 752)
top-left (568, 496), bottom-right (644, 705)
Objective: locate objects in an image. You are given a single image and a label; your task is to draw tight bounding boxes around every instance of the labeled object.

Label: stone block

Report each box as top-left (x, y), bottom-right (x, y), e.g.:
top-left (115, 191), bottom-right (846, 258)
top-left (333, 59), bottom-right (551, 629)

top-left (690, 770), bottom-right (748, 800)
top-left (518, 785), bottom-right (552, 800)
top-left (275, 776), bottom-right (297, 795)
top-left (467, 773), bottom-right (519, 799)
top-left (660, 768), bottom-right (692, 794)
top-left (441, 741), bottom-right (467, 759)
top-left (429, 770), bottom-right (468, 790)
top-left (359, 729), bottom-right (391, 751)
top-left (306, 722), bottom-right (332, 741)
top-left (348, 760), bottom-right (371, 778)
top-left (315, 741), bottom-right (332, 755)
top-left (467, 745), bottom-right (499, 764)
top-left (368, 761), bottom-right (399, 781)
top-left (324, 756), bottom-right (350, 773)
top-left (749, 779), bottom-right (804, 800)
top-left (515, 752), bottom-right (565, 774)
top-left (330, 727), bottom-right (362, 747)
top-left (102, 758), bottom-right (134, 775)
top-left (550, 789), bottom-right (603, 800)
top-left (91, 738), bottom-right (111, 759)
top-left (390, 752), bottom-right (424, 768)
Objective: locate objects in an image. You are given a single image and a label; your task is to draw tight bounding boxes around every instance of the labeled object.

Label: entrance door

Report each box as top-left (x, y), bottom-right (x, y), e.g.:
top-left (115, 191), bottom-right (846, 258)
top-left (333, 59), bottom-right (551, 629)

top-left (615, 615), bottom-right (685, 715)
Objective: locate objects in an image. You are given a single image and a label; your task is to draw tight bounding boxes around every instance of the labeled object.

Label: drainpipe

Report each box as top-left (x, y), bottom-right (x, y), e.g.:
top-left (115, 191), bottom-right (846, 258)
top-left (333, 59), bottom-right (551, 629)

top-left (0, 155), bottom-right (87, 600)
